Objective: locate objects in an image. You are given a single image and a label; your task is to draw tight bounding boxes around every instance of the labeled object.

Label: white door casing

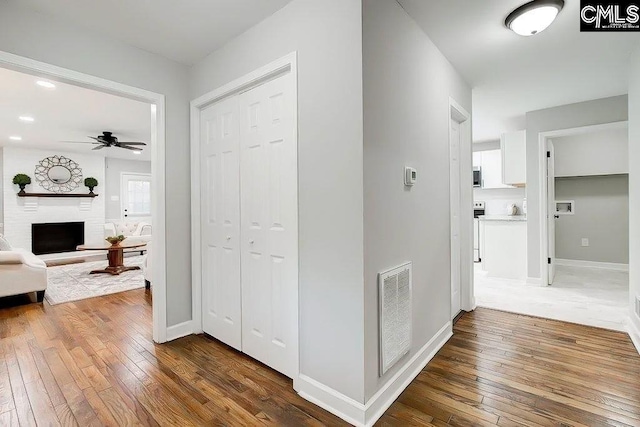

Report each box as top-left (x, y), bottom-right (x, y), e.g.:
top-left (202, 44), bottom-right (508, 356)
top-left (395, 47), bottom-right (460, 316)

top-left (450, 118), bottom-right (462, 319)
top-left (200, 95), bottom-right (243, 350)
top-left (239, 73), bottom-right (298, 378)
top-left (547, 140), bottom-right (556, 285)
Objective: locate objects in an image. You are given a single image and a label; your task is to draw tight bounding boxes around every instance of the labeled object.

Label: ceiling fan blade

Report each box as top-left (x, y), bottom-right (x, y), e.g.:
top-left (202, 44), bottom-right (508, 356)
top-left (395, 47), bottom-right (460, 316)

top-left (118, 145), bottom-right (143, 151)
top-left (92, 145), bottom-right (106, 150)
top-left (117, 142), bottom-right (146, 146)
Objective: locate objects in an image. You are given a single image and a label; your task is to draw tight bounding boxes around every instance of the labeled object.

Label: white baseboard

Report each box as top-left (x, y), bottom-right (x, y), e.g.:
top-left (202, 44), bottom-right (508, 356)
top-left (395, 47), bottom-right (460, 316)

top-left (294, 321), bottom-right (452, 426)
top-left (628, 315), bottom-right (640, 356)
top-left (556, 258), bottom-right (629, 272)
top-left (166, 320), bottom-right (194, 341)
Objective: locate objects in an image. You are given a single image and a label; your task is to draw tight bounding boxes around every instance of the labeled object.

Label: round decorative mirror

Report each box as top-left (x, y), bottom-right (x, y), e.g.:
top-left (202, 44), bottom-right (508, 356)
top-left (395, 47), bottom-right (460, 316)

top-left (48, 165), bottom-right (72, 184)
top-left (34, 155), bottom-right (83, 193)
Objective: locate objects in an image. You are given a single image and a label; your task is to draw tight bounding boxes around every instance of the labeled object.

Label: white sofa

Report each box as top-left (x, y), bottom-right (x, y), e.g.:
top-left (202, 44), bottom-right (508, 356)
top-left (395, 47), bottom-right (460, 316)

top-left (143, 243), bottom-right (152, 290)
top-left (104, 221), bottom-right (152, 253)
top-left (0, 248), bottom-right (48, 302)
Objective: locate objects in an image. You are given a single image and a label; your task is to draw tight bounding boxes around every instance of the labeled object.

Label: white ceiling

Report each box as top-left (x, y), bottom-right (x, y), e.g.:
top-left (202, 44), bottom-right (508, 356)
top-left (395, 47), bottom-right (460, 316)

top-left (0, 67), bottom-right (152, 161)
top-left (6, 0), bottom-right (293, 65)
top-left (398, 0), bottom-right (640, 142)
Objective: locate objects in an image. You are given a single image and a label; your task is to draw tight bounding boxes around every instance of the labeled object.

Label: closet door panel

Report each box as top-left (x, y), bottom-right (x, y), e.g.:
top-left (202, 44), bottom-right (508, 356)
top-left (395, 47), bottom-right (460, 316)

top-left (240, 72), bottom-right (298, 378)
top-left (200, 96), bottom-right (242, 350)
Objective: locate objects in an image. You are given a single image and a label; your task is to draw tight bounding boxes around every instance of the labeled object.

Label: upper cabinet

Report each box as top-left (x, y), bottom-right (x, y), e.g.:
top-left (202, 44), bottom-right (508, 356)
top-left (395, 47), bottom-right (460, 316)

top-left (474, 149), bottom-right (512, 189)
top-left (501, 130), bottom-right (526, 186)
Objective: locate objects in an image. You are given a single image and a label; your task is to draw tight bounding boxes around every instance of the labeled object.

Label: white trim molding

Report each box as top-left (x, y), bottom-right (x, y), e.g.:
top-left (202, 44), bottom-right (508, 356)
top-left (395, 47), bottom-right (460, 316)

top-left (294, 322), bottom-right (452, 426)
top-left (556, 258), bottom-right (629, 272)
top-left (0, 50), bottom-right (169, 343)
top-left (167, 320), bottom-right (195, 342)
top-left (627, 315), bottom-right (640, 355)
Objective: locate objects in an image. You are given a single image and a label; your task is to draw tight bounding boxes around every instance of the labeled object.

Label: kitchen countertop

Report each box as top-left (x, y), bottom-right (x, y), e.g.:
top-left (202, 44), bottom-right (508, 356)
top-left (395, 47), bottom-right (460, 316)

top-left (478, 215), bottom-right (527, 222)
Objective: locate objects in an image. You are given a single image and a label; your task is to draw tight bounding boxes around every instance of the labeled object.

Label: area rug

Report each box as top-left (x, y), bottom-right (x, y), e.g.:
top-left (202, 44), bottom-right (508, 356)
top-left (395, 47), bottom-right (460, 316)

top-left (45, 255), bottom-right (145, 305)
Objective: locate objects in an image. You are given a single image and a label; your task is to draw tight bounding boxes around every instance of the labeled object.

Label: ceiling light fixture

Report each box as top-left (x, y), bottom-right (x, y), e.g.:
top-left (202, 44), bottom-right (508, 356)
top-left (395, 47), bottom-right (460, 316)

top-left (36, 80), bottom-right (56, 89)
top-left (132, 151), bottom-right (142, 155)
top-left (19, 116), bottom-right (35, 122)
top-left (9, 136), bottom-right (22, 141)
top-left (505, 0), bottom-right (564, 36)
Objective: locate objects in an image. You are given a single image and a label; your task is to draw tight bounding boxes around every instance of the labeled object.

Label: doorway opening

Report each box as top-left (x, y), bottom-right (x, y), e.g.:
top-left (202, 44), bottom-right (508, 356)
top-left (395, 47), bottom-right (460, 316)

top-left (0, 51), bottom-right (168, 343)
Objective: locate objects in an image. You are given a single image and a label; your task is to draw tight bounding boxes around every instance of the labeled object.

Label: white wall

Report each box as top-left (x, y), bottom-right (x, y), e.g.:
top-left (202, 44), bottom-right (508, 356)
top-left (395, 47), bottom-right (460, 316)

top-left (362, 0), bottom-right (472, 401)
top-left (0, 147), bottom-right (3, 233)
top-left (553, 127), bottom-right (628, 177)
top-left (628, 48), bottom-right (640, 345)
top-left (525, 96), bottom-right (628, 280)
top-left (2, 147), bottom-right (105, 250)
top-left (0, 3), bottom-right (191, 326)
top-left (190, 0), bottom-right (365, 402)
top-left (104, 158), bottom-right (151, 221)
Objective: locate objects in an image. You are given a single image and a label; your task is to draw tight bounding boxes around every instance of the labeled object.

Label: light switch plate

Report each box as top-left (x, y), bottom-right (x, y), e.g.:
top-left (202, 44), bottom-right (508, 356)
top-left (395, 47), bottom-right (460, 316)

top-left (581, 238), bottom-right (589, 247)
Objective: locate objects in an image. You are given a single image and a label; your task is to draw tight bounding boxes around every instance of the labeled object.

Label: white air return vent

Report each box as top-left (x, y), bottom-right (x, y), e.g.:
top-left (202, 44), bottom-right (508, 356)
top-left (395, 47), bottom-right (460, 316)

top-left (379, 262), bottom-right (412, 376)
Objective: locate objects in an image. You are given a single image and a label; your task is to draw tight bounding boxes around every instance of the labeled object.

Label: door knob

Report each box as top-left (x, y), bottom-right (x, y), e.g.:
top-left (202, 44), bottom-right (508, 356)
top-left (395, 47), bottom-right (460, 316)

top-left (554, 215), bottom-right (560, 219)
top-left (249, 239), bottom-right (255, 244)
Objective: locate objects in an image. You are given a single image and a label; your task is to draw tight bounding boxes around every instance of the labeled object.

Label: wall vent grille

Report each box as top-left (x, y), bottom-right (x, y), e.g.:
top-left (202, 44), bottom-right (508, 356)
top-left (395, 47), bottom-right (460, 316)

top-left (379, 262), bottom-right (412, 376)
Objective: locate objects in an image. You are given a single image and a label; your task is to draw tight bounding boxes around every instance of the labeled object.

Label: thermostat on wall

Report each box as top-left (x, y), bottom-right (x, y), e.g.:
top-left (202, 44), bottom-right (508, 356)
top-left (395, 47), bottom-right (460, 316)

top-left (404, 167), bottom-right (417, 186)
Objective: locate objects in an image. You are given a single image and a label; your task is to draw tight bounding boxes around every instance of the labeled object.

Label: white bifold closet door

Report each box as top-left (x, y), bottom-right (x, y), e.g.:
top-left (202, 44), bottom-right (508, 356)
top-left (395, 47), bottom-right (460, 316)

top-left (200, 71), bottom-right (298, 379)
top-left (200, 95), bottom-right (242, 350)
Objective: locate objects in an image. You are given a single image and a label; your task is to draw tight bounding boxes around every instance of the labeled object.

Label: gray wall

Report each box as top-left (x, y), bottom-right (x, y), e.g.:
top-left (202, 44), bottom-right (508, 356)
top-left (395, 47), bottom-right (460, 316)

top-left (0, 148), bottom-right (3, 232)
top-left (0, 3), bottom-right (191, 326)
top-left (104, 158), bottom-right (152, 221)
top-left (555, 175), bottom-right (629, 264)
top-left (190, 0), bottom-right (365, 402)
top-left (629, 48), bottom-right (640, 333)
top-left (362, 0), bottom-right (472, 401)
top-left (525, 95), bottom-right (628, 279)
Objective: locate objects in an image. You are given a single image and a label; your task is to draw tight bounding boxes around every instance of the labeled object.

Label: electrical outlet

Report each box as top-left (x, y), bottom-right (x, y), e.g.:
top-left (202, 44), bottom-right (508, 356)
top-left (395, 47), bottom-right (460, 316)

top-left (581, 238), bottom-right (589, 247)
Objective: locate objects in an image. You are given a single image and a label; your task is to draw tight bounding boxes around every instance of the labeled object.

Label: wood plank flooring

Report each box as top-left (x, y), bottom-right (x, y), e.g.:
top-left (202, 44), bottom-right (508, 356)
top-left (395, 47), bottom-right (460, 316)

top-left (1, 290), bottom-right (639, 426)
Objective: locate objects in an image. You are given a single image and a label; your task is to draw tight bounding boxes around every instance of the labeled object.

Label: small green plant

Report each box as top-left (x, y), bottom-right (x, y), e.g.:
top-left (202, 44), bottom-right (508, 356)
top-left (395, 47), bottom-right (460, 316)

top-left (12, 173), bottom-right (31, 194)
top-left (84, 177), bottom-right (98, 193)
top-left (105, 235), bottom-right (126, 245)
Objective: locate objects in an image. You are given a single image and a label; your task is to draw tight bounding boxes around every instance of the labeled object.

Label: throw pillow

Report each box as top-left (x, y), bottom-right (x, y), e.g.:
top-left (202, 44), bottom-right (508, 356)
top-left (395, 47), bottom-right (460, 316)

top-left (0, 234), bottom-right (12, 251)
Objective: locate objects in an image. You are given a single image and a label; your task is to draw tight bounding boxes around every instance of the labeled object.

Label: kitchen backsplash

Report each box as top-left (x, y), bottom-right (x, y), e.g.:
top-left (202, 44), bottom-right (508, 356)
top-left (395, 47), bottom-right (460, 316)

top-left (474, 187), bottom-right (526, 215)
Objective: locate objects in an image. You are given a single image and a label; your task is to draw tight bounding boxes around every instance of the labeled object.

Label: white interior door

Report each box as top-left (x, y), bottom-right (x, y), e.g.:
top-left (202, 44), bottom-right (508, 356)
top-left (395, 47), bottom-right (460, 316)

top-left (547, 140), bottom-right (556, 285)
top-left (121, 173), bottom-right (152, 222)
top-left (450, 118), bottom-right (462, 319)
top-left (239, 72), bottom-right (298, 378)
top-left (200, 96), bottom-right (242, 350)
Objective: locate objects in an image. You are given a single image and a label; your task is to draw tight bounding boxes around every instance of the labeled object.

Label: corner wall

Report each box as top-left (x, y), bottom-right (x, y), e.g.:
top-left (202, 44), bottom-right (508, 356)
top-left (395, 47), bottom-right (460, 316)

top-left (190, 0), bottom-right (365, 403)
top-left (628, 48), bottom-right (640, 351)
top-left (362, 0), bottom-right (472, 403)
top-left (0, 3), bottom-right (191, 326)
top-left (525, 95), bottom-right (628, 280)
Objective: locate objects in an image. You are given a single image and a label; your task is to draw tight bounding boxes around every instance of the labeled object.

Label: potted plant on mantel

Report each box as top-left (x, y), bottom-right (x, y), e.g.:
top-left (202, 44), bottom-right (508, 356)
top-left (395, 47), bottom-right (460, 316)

top-left (12, 173), bottom-right (31, 195)
top-left (84, 177), bottom-right (98, 195)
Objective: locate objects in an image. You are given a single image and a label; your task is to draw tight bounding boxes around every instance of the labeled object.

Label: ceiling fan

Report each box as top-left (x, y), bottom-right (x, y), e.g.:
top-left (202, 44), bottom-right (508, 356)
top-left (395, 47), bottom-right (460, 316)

top-left (61, 131), bottom-right (147, 151)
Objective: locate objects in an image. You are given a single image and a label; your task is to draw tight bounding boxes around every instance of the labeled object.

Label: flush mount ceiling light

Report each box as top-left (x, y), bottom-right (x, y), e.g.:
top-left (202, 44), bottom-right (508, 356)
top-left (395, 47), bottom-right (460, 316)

top-left (9, 136), bottom-right (22, 141)
top-left (132, 150), bottom-right (142, 155)
top-left (505, 0), bottom-right (564, 36)
top-left (19, 116), bottom-right (35, 122)
top-left (36, 80), bottom-right (56, 89)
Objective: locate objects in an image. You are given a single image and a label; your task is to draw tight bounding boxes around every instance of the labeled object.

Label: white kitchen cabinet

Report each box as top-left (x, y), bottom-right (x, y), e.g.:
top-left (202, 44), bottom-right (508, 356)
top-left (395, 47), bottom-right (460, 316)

top-left (501, 130), bottom-right (526, 186)
top-left (480, 218), bottom-right (527, 280)
top-left (478, 149), bottom-right (511, 189)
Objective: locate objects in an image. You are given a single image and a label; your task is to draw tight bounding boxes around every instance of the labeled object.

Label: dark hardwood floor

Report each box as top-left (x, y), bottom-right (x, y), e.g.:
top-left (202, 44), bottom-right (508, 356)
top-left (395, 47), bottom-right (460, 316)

top-left (0, 289), bottom-right (639, 426)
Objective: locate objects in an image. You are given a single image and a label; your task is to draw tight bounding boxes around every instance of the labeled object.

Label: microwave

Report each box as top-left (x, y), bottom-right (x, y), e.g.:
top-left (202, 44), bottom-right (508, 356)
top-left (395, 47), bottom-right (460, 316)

top-left (473, 167), bottom-right (482, 187)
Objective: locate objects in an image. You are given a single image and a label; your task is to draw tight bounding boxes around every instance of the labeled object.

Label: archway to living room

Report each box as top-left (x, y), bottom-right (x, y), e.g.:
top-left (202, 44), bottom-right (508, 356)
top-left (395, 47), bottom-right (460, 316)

top-left (0, 52), bottom-right (167, 343)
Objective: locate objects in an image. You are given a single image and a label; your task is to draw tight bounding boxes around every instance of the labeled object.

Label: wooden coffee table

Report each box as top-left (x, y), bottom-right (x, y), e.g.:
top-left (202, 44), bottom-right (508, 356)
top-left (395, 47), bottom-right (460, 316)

top-left (77, 240), bottom-right (147, 275)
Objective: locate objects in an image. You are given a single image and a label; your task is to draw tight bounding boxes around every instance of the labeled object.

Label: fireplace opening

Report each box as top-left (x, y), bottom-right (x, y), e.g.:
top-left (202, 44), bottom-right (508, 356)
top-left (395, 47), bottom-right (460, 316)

top-left (32, 222), bottom-right (85, 255)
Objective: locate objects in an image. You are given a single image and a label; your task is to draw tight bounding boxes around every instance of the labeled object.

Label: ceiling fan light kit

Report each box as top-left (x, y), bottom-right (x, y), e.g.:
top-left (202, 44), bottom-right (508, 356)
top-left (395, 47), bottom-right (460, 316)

top-left (505, 0), bottom-right (564, 36)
